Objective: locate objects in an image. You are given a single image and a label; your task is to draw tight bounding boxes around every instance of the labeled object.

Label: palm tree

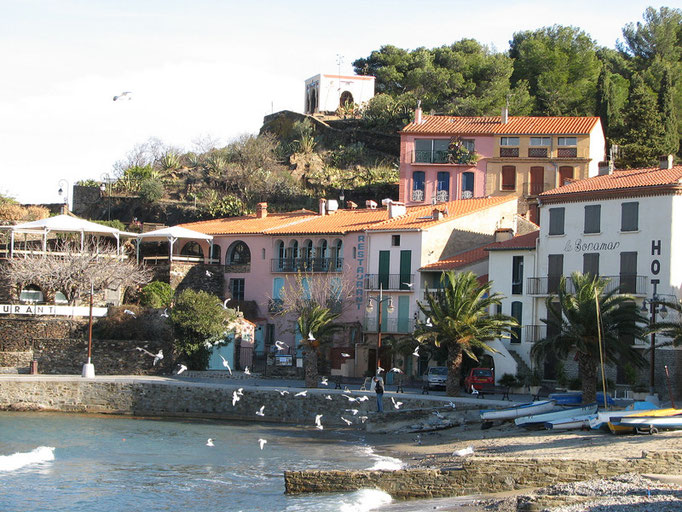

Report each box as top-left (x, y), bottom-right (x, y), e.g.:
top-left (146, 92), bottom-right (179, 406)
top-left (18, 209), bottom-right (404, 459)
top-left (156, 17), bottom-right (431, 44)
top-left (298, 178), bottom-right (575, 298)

top-left (414, 271), bottom-right (518, 396)
top-left (646, 299), bottom-right (682, 347)
top-left (297, 304), bottom-right (342, 388)
top-left (532, 272), bottom-right (647, 404)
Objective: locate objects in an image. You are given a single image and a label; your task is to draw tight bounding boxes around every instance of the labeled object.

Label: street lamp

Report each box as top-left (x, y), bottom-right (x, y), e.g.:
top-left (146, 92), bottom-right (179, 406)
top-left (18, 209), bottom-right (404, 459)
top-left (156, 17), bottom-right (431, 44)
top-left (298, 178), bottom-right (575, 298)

top-left (365, 284), bottom-right (394, 375)
top-left (57, 179), bottom-right (69, 210)
top-left (641, 294), bottom-right (670, 395)
top-left (82, 281), bottom-right (96, 378)
top-left (100, 173), bottom-right (112, 221)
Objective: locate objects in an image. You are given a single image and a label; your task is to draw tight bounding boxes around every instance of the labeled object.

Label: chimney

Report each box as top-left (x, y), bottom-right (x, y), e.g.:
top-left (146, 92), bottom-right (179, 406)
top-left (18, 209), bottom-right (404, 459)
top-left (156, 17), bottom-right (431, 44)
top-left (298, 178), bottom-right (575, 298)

top-left (256, 202), bottom-right (268, 219)
top-left (326, 199), bottom-right (339, 214)
top-left (319, 198), bottom-right (327, 216)
top-left (432, 208), bottom-right (443, 221)
top-left (414, 100), bottom-right (423, 124)
top-left (597, 161), bottom-right (612, 176)
top-left (501, 106), bottom-right (508, 124)
top-left (366, 199), bottom-right (377, 209)
top-left (388, 201), bottom-right (406, 219)
top-left (660, 154), bottom-right (674, 170)
top-left (494, 228), bottom-right (514, 243)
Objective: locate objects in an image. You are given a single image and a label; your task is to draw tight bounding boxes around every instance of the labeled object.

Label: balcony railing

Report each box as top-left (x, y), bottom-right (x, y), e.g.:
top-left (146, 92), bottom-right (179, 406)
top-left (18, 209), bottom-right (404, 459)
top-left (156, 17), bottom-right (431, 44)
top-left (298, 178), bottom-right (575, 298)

top-left (414, 150), bottom-right (449, 164)
top-left (268, 299), bottom-right (283, 313)
top-left (557, 147), bottom-right (578, 158)
top-left (524, 325), bottom-right (547, 343)
top-left (411, 189), bottom-right (425, 202)
top-left (527, 275), bottom-right (647, 296)
top-left (365, 274), bottom-right (414, 291)
top-left (500, 147), bottom-right (519, 157)
top-left (528, 147), bottom-right (548, 157)
top-left (435, 190), bottom-right (449, 202)
top-left (522, 182), bottom-right (552, 196)
top-left (364, 316), bottom-right (414, 334)
top-left (271, 257), bottom-right (343, 273)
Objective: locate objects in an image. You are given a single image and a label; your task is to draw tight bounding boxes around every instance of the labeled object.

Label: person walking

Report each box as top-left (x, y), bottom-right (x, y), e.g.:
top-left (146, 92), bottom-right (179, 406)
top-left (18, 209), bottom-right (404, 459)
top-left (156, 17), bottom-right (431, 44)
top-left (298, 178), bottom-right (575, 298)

top-left (373, 376), bottom-right (384, 413)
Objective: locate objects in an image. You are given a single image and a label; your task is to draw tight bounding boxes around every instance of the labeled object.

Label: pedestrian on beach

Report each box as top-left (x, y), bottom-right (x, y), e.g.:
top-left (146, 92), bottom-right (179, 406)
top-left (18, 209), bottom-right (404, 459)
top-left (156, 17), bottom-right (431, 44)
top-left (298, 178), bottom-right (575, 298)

top-left (373, 376), bottom-right (384, 412)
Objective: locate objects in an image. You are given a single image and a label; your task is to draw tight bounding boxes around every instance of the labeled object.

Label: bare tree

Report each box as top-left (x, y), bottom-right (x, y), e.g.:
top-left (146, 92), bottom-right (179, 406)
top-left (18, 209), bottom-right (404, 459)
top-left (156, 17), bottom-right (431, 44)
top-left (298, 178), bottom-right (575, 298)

top-left (0, 240), bottom-right (152, 305)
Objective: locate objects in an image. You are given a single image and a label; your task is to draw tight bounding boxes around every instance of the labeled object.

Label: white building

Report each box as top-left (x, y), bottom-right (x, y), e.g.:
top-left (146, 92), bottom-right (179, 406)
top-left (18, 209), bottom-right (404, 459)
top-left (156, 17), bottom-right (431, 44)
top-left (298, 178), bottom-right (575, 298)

top-left (304, 73), bottom-right (375, 114)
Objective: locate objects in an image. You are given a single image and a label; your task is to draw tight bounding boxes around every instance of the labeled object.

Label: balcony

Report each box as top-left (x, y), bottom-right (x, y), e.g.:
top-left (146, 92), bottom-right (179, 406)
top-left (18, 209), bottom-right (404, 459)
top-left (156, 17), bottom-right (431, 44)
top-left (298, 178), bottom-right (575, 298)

top-left (271, 257), bottom-right (343, 273)
top-left (500, 147), bottom-right (519, 158)
top-left (557, 147), bottom-right (578, 158)
top-left (527, 275), bottom-right (647, 296)
top-left (524, 324), bottom-right (547, 343)
top-left (414, 150), bottom-right (449, 164)
top-left (364, 316), bottom-right (414, 334)
top-left (411, 189), bottom-right (425, 202)
top-left (365, 274), bottom-right (414, 291)
top-left (528, 147), bottom-right (548, 158)
top-left (435, 190), bottom-right (450, 202)
top-left (522, 182), bottom-right (552, 196)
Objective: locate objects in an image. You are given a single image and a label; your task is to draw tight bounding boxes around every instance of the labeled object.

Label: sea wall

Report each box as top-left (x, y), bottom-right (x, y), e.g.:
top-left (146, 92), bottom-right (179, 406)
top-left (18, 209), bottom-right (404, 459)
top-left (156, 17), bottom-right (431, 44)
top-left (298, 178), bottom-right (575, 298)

top-left (284, 451), bottom-right (682, 499)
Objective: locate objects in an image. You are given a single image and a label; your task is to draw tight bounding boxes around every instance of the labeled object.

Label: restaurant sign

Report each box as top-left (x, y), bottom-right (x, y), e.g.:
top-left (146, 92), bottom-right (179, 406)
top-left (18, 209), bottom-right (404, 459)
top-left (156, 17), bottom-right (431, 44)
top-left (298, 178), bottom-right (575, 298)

top-left (0, 304), bottom-right (108, 317)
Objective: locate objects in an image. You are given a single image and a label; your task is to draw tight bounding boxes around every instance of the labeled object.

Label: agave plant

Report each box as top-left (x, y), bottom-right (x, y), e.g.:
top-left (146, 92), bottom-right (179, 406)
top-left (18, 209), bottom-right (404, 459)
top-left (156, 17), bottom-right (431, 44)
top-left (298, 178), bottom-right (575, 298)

top-left (159, 152), bottom-right (181, 172)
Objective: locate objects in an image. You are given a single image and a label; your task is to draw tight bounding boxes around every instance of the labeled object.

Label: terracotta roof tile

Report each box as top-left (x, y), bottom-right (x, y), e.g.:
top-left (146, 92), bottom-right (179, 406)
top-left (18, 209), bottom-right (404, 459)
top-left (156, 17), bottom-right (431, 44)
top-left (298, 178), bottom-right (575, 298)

top-left (267, 208), bottom-right (390, 235)
top-left (401, 115), bottom-right (600, 135)
top-left (485, 231), bottom-right (539, 251)
top-left (419, 244), bottom-right (492, 271)
top-left (539, 165), bottom-right (682, 201)
top-left (179, 210), bottom-right (315, 235)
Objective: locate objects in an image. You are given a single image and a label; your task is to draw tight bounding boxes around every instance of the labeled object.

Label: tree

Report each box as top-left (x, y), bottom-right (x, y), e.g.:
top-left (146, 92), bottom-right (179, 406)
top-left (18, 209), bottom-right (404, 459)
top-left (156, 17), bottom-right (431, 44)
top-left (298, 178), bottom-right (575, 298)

top-left (276, 272), bottom-right (352, 388)
top-left (139, 281), bottom-right (174, 308)
top-left (620, 7), bottom-right (682, 65)
top-left (532, 273), bottom-right (647, 404)
top-left (414, 271), bottom-right (518, 396)
top-left (646, 299), bottom-right (682, 348)
top-left (0, 241), bottom-right (151, 305)
top-left (659, 67), bottom-right (680, 156)
top-left (170, 289), bottom-right (235, 370)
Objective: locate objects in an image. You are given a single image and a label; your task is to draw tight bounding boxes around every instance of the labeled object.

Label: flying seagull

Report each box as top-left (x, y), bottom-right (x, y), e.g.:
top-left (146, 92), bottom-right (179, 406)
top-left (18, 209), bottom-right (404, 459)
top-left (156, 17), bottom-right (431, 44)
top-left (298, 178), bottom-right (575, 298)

top-left (135, 347), bottom-right (163, 366)
top-left (176, 364), bottom-right (187, 375)
top-left (347, 408), bottom-right (359, 416)
top-left (206, 438), bottom-right (214, 447)
top-left (341, 353), bottom-right (351, 358)
top-left (412, 346), bottom-right (420, 357)
top-left (160, 308), bottom-right (169, 318)
top-left (325, 395), bottom-right (333, 400)
top-left (359, 416), bottom-right (368, 423)
top-left (376, 366), bottom-right (384, 374)
top-left (237, 388), bottom-right (244, 396)
top-left (232, 391), bottom-right (240, 406)
top-left (205, 270), bottom-right (212, 277)
top-left (256, 405), bottom-right (265, 417)
top-left (274, 341), bottom-right (288, 351)
top-left (295, 390), bottom-right (308, 397)
top-left (342, 394), bottom-right (357, 402)
top-left (258, 439), bottom-right (267, 450)
top-left (343, 386), bottom-right (351, 393)
top-left (320, 376), bottom-right (328, 386)
top-left (219, 355), bottom-right (232, 375)
top-left (357, 396), bottom-right (369, 402)
top-left (308, 332), bottom-right (315, 341)
top-left (425, 317), bottom-right (433, 327)
top-left (124, 309), bottom-right (136, 317)
top-left (341, 417), bottom-right (352, 426)
top-left (113, 91), bottom-right (132, 101)
top-left (276, 389), bottom-right (289, 396)
top-left (402, 282), bottom-right (414, 288)
top-left (314, 414), bottom-right (324, 430)
top-left (391, 397), bottom-right (403, 410)
top-left (389, 367), bottom-right (403, 374)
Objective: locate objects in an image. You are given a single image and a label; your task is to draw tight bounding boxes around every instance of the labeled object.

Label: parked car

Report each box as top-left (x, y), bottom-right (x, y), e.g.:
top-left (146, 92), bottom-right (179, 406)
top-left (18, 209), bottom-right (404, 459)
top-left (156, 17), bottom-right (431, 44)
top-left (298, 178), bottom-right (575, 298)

top-left (464, 367), bottom-right (494, 392)
top-left (424, 366), bottom-right (447, 390)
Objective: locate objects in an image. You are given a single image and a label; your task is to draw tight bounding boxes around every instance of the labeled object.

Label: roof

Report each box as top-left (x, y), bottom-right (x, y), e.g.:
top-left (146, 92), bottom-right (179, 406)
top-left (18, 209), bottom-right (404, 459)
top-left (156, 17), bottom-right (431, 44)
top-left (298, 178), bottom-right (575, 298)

top-left (136, 226), bottom-right (213, 242)
top-left (419, 244), bottom-right (492, 272)
top-left (539, 165), bottom-right (682, 203)
top-left (179, 196), bottom-right (517, 236)
top-left (485, 231), bottom-right (539, 251)
top-left (401, 115), bottom-right (600, 136)
top-left (3, 214), bottom-right (135, 237)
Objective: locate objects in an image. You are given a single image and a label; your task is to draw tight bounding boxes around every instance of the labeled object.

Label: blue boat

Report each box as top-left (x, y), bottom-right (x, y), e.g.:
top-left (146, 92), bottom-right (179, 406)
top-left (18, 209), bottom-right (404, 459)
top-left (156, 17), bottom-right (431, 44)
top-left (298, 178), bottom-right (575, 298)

top-left (548, 391), bottom-right (614, 406)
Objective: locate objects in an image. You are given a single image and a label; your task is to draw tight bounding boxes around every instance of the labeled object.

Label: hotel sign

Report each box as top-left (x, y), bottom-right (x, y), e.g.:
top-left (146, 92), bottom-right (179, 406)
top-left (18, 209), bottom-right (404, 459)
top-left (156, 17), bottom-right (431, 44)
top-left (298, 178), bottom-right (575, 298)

top-left (563, 239), bottom-right (620, 253)
top-left (0, 304), bottom-right (108, 317)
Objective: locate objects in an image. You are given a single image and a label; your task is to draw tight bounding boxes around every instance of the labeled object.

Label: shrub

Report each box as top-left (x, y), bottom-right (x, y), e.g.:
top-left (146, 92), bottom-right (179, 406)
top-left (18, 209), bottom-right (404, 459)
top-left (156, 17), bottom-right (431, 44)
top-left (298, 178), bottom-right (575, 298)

top-left (498, 373), bottom-right (519, 388)
top-left (93, 305), bottom-right (171, 341)
top-left (139, 179), bottom-right (164, 203)
top-left (139, 281), bottom-right (174, 308)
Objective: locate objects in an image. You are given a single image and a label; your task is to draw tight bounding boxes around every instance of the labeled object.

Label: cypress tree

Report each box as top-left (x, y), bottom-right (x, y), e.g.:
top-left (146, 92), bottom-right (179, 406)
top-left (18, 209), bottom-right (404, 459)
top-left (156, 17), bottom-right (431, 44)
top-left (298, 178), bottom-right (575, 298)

top-left (658, 68), bottom-right (679, 157)
top-left (596, 68), bottom-right (612, 138)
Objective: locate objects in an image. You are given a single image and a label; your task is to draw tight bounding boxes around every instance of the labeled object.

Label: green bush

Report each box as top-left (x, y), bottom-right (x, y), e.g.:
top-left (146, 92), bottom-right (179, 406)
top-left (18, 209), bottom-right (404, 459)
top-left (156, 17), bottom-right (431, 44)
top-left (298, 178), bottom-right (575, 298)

top-left (498, 373), bottom-right (519, 388)
top-left (139, 281), bottom-right (174, 308)
top-left (170, 289), bottom-right (230, 369)
top-left (139, 179), bottom-right (164, 203)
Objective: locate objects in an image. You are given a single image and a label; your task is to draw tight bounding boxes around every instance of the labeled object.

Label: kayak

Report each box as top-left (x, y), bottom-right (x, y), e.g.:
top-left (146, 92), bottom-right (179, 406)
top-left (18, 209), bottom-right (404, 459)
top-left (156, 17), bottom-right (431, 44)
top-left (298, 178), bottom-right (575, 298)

top-left (515, 403), bottom-right (597, 428)
top-left (589, 401), bottom-right (658, 431)
top-left (544, 414), bottom-right (596, 430)
top-left (480, 400), bottom-right (556, 421)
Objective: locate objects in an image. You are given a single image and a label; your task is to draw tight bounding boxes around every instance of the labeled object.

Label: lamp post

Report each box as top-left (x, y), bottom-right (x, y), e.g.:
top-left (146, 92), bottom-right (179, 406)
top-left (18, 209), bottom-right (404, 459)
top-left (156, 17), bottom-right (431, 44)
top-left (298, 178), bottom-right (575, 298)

top-left (82, 281), bottom-right (96, 378)
top-left (100, 173), bottom-right (112, 221)
top-left (641, 295), bottom-right (669, 395)
top-left (365, 284), bottom-right (394, 375)
top-left (57, 179), bottom-right (69, 211)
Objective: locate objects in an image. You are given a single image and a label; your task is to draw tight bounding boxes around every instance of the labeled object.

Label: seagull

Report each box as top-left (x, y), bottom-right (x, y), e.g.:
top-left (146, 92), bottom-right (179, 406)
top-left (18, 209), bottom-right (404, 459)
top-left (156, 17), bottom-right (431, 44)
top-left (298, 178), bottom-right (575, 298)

top-left (389, 367), bottom-right (403, 374)
top-left (258, 439), bottom-right (267, 450)
top-left (219, 355), bottom-right (232, 375)
top-left (232, 391), bottom-right (240, 406)
top-left (204, 340), bottom-right (213, 349)
top-left (325, 395), bottom-right (333, 400)
top-left (206, 438), bottom-right (214, 447)
top-left (124, 309), bottom-right (136, 317)
top-left (237, 388), bottom-right (244, 396)
top-left (453, 446), bottom-right (474, 457)
top-left (176, 364), bottom-right (187, 375)
top-left (376, 366), bottom-right (384, 374)
top-left (412, 346), bottom-right (420, 357)
top-left (402, 282), bottom-right (414, 288)
top-left (359, 416), bottom-right (368, 423)
top-left (295, 390), bottom-right (307, 397)
top-left (320, 376), bottom-right (328, 386)
top-left (348, 409), bottom-right (359, 416)
top-left (205, 270), bottom-right (212, 277)
top-left (244, 367), bottom-right (251, 375)
top-left (341, 353), bottom-right (351, 358)
top-left (274, 341), bottom-right (288, 351)
top-left (341, 417), bottom-right (352, 425)
top-left (113, 91), bottom-right (132, 101)
top-left (308, 332), bottom-right (315, 341)
top-left (256, 406), bottom-right (265, 417)
top-left (276, 389), bottom-right (290, 396)
top-left (343, 386), bottom-right (351, 393)
top-left (342, 394), bottom-right (357, 402)
top-left (135, 347), bottom-right (163, 365)
top-left (357, 396), bottom-right (369, 402)
top-left (160, 308), bottom-right (169, 318)
top-left (223, 299), bottom-right (230, 309)
top-left (391, 397), bottom-right (403, 410)
top-left (433, 411), bottom-right (445, 420)
top-left (470, 387), bottom-right (479, 396)
top-left (448, 402), bottom-right (457, 409)
top-left (425, 317), bottom-right (433, 327)
top-left (314, 414), bottom-right (324, 430)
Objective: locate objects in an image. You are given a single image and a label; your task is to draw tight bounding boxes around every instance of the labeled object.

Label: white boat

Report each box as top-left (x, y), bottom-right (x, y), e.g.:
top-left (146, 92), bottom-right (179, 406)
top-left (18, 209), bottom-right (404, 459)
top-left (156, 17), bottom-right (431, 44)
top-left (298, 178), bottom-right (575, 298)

top-left (515, 403), bottom-right (598, 428)
top-left (480, 400), bottom-right (556, 422)
top-left (544, 414), bottom-right (596, 430)
top-left (616, 409), bottom-right (682, 429)
top-left (589, 401), bottom-right (659, 430)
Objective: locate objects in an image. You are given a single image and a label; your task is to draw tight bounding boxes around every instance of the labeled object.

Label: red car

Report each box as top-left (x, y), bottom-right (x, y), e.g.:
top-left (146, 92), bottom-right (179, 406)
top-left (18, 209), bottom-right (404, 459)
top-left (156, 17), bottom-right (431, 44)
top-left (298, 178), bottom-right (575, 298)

top-left (464, 367), bottom-right (494, 392)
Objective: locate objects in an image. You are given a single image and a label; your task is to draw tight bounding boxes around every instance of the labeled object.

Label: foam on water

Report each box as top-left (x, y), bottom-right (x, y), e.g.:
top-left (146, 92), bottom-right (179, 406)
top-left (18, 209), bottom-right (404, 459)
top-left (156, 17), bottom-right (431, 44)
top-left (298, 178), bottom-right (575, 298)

top-left (338, 489), bottom-right (393, 512)
top-left (357, 446), bottom-right (404, 471)
top-left (0, 446), bottom-right (55, 472)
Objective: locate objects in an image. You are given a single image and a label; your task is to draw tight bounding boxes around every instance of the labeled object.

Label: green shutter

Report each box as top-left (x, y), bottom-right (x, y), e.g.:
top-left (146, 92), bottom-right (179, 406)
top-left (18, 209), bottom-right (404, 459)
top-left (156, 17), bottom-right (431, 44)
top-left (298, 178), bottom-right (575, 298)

top-left (397, 296), bottom-right (410, 333)
top-left (378, 251), bottom-right (390, 289)
top-left (399, 250), bottom-right (412, 290)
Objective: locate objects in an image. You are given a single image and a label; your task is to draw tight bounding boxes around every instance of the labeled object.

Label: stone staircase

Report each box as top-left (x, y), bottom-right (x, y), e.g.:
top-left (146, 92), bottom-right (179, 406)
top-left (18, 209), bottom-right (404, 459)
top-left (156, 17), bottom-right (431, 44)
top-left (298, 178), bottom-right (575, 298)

top-left (507, 349), bottom-right (531, 376)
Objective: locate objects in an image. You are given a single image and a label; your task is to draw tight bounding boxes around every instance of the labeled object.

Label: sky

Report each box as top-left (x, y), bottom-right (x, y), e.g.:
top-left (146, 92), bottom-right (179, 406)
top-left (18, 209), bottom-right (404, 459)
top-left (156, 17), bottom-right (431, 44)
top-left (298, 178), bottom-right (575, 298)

top-left (0, 0), bottom-right (666, 205)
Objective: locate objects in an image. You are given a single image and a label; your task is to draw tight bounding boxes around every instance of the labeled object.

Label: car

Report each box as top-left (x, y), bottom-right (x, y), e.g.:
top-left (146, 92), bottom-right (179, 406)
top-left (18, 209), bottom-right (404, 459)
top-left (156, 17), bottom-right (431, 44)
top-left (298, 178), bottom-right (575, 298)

top-left (424, 366), bottom-right (447, 390)
top-left (464, 367), bottom-right (494, 392)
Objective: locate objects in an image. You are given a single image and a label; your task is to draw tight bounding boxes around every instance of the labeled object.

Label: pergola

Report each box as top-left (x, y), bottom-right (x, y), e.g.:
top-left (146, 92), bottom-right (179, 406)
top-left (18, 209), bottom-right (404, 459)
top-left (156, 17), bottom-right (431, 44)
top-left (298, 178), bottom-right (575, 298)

top-left (2, 214), bottom-right (136, 257)
top-left (135, 226), bottom-right (214, 264)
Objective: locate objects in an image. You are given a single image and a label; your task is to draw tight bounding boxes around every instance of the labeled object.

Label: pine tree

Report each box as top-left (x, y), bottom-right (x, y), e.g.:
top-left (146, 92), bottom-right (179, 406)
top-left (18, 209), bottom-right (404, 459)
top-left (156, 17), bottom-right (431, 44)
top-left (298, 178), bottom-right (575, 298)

top-left (658, 68), bottom-right (680, 157)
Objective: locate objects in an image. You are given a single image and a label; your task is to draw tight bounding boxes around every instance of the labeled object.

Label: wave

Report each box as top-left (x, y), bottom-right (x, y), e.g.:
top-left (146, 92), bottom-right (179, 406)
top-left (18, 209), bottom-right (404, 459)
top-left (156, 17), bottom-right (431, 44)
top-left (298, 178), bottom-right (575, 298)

top-left (339, 489), bottom-right (393, 512)
top-left (0, 446), bottom-right (55, 472)
top-left (357, 446), bottom-right (403, 471)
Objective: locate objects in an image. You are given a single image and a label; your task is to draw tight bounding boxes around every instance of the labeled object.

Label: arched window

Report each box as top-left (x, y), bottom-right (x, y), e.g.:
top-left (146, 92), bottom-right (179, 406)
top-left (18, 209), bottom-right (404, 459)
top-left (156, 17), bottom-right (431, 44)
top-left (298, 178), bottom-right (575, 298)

top-left (276, 240), bottom-right (285, 260)
top-left (339, 91), bottom-right (354, 107)
top-left (302, 239), bottom-right (313, 260)
top-left (225, 241), bottom-right (251, 272)
top-left (288, 240), bottom-right (299, 259)
top-left (317, 239), bottom-right (328, 259)
top-left (333, 239), bottom-right (343, 270)
top-left (54, 291), bottom-right (68, 304)
top-left (20, 285), bottom-right (44, 304)
top-left (180, 242), bottom-right (204, 259)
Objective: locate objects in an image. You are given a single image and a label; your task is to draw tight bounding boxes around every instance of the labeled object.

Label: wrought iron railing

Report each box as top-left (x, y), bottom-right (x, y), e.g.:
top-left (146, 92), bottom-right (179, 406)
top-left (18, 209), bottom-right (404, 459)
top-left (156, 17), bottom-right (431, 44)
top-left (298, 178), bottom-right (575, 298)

top-left (271, 257), bottom-right (343, 273)
top-left (435, 190), bottom-right (450, 202)
top-left (363, 316), bottom-right (414, 334)
top-left (365, 274), bottom-right (414, 291)
top-left (557, 147), bottom-right (578, 158)
top-left (500, 147), bottom-right (519, 157)
top-left (528, 147), bottom-right (548, 157)
top-left (411, 189), bottom-right (425, 202)
top-left (414, 150), bottom-right (449, 164)
top-left (527, 275), bottom-right (647, 295)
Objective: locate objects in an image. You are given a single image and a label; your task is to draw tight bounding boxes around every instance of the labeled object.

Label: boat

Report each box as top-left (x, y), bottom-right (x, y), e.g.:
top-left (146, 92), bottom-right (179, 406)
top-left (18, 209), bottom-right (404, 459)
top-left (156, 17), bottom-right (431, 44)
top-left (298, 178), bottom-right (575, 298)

top-left (480, 400), bottom-right (556, 422)
top-left (515, 403), bottom-right (597, 428)
top-left (549, 391), bottom-right (614, 406)
top-left (588, 401), bottom-right (658, 431)
top-left (612, 408), bottom-right (682, 431)
top-left (544, 414), bottom-right (596, 430)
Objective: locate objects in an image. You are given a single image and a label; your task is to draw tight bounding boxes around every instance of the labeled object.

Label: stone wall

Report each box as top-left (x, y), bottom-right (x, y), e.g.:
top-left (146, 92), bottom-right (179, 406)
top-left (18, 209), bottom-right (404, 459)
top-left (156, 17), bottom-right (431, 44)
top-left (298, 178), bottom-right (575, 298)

top-left (0, 318), bottom-right (85, 351)
top-left (169, 262), bottom-right (224, 296)
top-left (284, 451), bottom-right (682, 499)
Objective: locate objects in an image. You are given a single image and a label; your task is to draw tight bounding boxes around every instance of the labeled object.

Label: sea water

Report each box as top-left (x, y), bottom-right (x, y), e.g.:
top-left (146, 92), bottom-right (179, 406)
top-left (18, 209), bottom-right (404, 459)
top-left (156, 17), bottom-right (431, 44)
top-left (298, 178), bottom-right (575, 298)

top-left (0, 412), bottom-right (399, 512)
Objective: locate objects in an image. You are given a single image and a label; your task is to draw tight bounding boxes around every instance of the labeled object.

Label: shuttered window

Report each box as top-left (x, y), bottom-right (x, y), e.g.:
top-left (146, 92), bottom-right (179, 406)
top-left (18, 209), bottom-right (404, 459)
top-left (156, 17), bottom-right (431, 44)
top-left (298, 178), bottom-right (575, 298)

top-left (583, 253), bottom-right (599, 277)
top-left (621, 202), bottom-right (639, 232)
top-left (619, 252), bottom-right (638, 293)
top-left (548, 208), bottom-right (565, 235)
top-left (501, 166), bottom-right (516, 190)
top-left (584, 205), bottom-right (601, 234)
top-left (548, 254), bottom-right (564, 293)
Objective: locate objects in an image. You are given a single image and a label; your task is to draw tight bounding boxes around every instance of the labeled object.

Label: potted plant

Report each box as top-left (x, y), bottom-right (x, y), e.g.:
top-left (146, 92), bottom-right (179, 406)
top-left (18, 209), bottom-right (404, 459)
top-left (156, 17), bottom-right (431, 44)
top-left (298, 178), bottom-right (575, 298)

top-left (527, 371), bottom-right (542, 397)
top-left (498, 373), bottom-right (519, 391)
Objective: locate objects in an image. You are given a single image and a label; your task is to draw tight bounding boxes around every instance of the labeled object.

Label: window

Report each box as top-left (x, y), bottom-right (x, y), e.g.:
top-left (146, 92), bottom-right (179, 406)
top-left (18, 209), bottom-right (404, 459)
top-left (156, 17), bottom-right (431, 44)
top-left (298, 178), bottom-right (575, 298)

top-left (211, 244), bottom-right (221, 264)
top-left (530, 137), bottom-right (551, 146)
top-left (412, 171), bottom-right (425, 202)
top-left (495, 304), bottom-right (502, 315)
top-left (437, 172), bottom-right (450, 201)
top-left (510, 302), bottom-right (522, 343)
top-left (558, 137), bottom-right (577, 146)
top-left (512, 256), bottom-right (523, 294)
top-left (228, 241), bottom-right (250, 265)
top-left (583, 253), bottom-right (599, 277)
top-left (548, 254), bottom-right (564, 293)
top-left (20, 285), bottom-right (43, 304)
top-left (584, 205), bottom-right (601, 234)
top-left (461, 139), bottom-right (475, 152)
top-left (500, 137), bottom-right (519, 146)
top-left (414, 139), bottom-right (449, 163)
top-left (619, 252), bottom-right (638, 293)
top-left (54, 291), bottom-right (68, 304)
top-left (262, 248), bottom-right (266, 260)
top-left (391, 235), bottom-right (401, 247)
top-left (461, 172), bottom-right (474, 197)
top-left (559, 166), bottom-right (574, 186)
top-left (230, 278), bottom-right (245, 301)
top-left (621, 202), bottom-right (639, 232)
top-left (548, 208), bottom-right (565, 235)
top-left (352, 247), bottom-right (357, 259)
top-left (501, 166), bottom-right (516, 190)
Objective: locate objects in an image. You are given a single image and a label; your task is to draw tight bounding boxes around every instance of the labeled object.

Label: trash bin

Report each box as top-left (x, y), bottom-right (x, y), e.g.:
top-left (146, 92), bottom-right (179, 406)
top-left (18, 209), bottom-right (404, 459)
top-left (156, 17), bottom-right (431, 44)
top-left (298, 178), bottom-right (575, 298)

top-left (30, 360), bottom-right (38, 375)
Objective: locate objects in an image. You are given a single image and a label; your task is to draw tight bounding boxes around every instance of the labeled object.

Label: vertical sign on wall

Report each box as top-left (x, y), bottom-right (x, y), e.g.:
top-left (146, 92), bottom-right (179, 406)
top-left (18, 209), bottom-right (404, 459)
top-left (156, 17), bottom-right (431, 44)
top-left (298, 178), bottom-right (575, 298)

top-left (651, 239), bottom-right (661, 295)
top-left (356, 235), bottom-right (365, 310)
